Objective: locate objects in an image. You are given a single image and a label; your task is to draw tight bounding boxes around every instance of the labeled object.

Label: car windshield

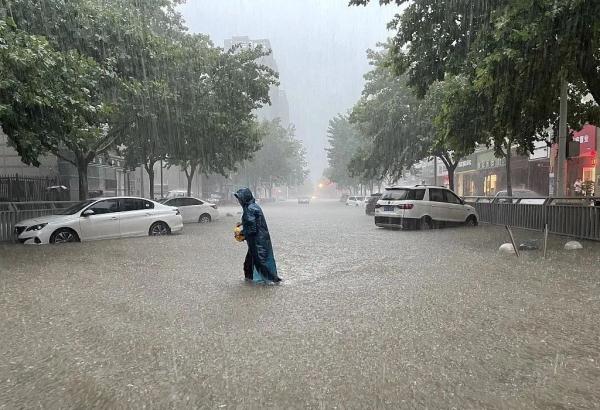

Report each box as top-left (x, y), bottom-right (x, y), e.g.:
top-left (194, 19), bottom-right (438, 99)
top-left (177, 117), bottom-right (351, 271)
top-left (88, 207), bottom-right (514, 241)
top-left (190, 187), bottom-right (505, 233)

top-left (382, 189), bottom-right (413, 200)
top-left (55, 200), bottom-right (96, 215)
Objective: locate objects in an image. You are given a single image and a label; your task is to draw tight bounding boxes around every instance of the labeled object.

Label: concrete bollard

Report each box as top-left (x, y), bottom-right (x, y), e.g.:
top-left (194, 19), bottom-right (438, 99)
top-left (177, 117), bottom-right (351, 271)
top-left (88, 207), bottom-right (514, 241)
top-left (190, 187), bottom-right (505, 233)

top-left (499, 243), bottom-right (517, 254)
top-left (564, 241), bottom-right (583, 250)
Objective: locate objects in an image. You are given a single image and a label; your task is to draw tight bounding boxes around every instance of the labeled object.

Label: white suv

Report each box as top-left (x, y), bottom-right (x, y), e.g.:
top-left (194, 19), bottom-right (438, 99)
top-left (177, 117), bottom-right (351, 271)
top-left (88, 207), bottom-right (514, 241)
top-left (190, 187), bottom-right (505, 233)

top-left (374, 186), bottom-right (479, 229)
top-left (346, 196), bottom-right (366, 207)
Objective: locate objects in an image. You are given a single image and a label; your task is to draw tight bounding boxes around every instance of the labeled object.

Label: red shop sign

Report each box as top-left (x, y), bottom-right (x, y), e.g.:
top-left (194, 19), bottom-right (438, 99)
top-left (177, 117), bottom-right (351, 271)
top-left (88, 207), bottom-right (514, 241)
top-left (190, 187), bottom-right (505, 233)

top-left (572, 124), bottom-right (597, 157)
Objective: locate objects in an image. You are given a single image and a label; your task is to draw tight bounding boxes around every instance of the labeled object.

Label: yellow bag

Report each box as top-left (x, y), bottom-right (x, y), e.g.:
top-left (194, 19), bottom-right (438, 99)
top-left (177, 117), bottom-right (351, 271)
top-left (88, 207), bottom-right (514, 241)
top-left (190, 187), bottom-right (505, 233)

top-left (234, 223), bottom-right (245, 242)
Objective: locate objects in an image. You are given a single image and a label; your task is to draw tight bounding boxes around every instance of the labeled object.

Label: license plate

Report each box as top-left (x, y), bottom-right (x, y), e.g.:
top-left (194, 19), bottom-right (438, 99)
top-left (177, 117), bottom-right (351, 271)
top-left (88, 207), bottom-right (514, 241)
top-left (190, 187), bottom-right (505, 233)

top-left (384, 205), bottom-right (395, 212)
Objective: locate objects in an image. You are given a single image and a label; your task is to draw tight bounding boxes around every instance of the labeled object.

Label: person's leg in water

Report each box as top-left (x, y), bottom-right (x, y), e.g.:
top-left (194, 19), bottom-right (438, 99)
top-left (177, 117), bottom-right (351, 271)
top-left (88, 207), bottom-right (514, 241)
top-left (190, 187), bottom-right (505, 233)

top-left (247, 238), bottom-right (281, 283)
top-left (243, 250), bottom-right (253, 280)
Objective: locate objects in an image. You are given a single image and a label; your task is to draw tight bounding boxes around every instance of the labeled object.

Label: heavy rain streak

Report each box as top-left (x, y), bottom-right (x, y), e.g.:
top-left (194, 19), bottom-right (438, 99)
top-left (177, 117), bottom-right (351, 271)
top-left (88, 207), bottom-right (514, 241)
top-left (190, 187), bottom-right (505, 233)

top-left (0, 0), bottom-right (599, 408)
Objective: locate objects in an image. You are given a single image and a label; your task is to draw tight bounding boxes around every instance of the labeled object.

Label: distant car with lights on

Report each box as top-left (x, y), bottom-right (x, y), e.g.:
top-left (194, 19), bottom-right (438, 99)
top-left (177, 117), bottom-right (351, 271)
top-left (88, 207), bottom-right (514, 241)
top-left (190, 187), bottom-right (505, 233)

top-left (14, 197), bottom-right (183, 244)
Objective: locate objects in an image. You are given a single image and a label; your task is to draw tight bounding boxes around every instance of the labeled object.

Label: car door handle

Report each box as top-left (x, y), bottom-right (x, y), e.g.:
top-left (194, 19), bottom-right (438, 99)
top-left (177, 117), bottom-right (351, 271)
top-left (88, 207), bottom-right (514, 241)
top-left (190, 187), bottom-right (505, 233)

top-left (145, 213), bottom-right (152, 216)
top-left (110, 216), bottom-right (118, 220)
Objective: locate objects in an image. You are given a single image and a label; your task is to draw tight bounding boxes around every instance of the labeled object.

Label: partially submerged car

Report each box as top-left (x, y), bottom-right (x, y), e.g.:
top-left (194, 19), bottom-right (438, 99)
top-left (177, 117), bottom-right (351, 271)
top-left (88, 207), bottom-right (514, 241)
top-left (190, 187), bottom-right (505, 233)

top-left (375, 185), bottom-right (479, 229)
top-left (494, 189), bottom-right (546, 204)
top-left (14, 197), bottom-right (183, 244)
top-left (161, 197), bottom-right (219, 223)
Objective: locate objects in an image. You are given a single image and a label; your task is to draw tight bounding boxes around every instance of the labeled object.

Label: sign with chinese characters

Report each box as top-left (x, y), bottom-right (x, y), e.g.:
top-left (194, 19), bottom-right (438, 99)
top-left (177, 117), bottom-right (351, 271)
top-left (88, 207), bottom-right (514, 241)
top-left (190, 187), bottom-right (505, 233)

top-left (572, 124), bottom-right (597, 157)
top-left (477, 150), bottom-right (506, 170)
top-left (456, 154), bottom-right (477, 172)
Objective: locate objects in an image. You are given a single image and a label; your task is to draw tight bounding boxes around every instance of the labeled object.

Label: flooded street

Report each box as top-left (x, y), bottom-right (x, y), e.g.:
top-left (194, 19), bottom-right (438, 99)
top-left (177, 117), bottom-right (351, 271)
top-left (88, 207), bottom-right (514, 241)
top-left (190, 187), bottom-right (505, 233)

top-left (1, 200), bottom-right (599, 408)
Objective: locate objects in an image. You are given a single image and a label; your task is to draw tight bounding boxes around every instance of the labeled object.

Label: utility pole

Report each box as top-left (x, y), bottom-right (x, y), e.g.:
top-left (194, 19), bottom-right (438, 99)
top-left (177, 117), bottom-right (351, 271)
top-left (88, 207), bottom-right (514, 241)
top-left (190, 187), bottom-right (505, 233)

top-left (433, 157), bottom-right (438, 185)
top-left (556, 77), bottom-right (568, 196)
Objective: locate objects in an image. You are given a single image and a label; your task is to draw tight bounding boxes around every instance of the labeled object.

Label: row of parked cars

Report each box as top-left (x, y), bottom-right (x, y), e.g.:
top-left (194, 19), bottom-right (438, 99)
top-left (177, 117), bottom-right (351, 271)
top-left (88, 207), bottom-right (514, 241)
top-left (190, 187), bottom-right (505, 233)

top-left (348, 185), bottom-right (480, 230)
top-left (13, 196), bottom-right (220, 245)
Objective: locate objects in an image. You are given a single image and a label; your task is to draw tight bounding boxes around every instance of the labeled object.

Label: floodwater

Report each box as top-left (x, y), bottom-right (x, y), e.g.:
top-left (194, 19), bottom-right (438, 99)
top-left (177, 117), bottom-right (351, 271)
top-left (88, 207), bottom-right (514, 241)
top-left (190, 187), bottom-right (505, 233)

top-left (0, 200), bottom-right (599, 408)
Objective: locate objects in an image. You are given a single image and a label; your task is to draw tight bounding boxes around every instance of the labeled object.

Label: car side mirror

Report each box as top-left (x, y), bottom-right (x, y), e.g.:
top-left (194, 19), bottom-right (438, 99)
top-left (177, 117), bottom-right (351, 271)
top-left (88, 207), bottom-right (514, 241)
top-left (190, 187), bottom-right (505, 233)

top-left (82, 209), bottom-right (95, 217)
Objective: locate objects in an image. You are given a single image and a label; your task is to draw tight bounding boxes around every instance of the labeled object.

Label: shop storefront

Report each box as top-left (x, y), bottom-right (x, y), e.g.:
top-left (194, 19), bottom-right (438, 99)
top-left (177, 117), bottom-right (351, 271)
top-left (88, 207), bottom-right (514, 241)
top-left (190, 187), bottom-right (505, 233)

top-left (527, 159), bottom-right (550, 195)
top-left (550, 124), bottom-right (599, 196)
top-left (455, 154), bottom-right (478, 196)
top-left (476, 149), bottom-right (529, 196)
top-left (528, 141), bottom-right (550, 195)
top-left (568, 125), bottom-right (597, 195)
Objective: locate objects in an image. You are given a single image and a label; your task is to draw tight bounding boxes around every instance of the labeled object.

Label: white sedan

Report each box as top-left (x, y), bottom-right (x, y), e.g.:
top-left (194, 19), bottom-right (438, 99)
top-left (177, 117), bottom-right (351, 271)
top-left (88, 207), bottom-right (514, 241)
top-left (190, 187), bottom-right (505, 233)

top-left (14, 197), bottom-right (183, 244)
top-left (160, 197), bottom-right (219, 223)
top-left (346, 196), bottom-right (366, 207)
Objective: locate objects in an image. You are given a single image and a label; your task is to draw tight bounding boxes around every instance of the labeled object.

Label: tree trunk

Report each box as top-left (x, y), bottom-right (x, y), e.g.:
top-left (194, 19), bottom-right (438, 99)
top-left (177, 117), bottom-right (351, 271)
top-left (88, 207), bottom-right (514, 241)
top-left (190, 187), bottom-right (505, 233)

top-left (438, 153), bottom-right (459, 192)
top-left (447, 167), bottom-right (455, 191)
top-left (186, 174), bottom-right (194, 197)
top-left (76, 158), bottom-right (89, 200)
top-left (184, 163), bottom-right (197, 196)
top-left (505, 145), bottom-right (513, 198)
top-left (145, 161), bottom-right (156, 200)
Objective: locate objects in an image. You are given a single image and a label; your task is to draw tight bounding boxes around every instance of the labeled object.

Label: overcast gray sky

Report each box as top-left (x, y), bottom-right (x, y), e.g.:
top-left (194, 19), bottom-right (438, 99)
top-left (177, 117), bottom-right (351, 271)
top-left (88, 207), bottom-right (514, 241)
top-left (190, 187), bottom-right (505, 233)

top-left (179, 0), bottom-right (400, 181)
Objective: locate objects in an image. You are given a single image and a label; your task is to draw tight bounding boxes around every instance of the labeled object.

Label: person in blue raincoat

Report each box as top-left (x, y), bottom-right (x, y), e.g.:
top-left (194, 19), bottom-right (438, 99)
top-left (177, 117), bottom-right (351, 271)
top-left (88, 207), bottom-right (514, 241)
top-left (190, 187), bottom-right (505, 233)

top-left (234, 188), bottom-right (282, 283)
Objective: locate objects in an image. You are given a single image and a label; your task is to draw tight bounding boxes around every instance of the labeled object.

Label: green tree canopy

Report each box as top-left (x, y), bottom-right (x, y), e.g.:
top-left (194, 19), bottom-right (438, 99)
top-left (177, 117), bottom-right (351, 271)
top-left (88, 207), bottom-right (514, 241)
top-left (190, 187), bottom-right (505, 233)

top-left (0, 18), bottom-right (120, 198)
top-left (324, 114), bottom-right (365, 191)
top-left (349, 48), bottom-right (422, 182)
top-left (0, 0), bottom-right (279, 199)
top-left (236, 120), bottom-right (308, 198)
top-left (347, 47), bottom-right (477, 190)
top-left (351, 0), bottom-right (600, 194)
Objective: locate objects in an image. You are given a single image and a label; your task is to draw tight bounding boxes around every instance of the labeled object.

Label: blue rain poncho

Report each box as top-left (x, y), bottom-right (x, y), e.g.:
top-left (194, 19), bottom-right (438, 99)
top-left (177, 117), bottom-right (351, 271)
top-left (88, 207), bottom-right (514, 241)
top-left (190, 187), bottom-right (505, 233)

top-left (235, 188), bottom-right (281, 283)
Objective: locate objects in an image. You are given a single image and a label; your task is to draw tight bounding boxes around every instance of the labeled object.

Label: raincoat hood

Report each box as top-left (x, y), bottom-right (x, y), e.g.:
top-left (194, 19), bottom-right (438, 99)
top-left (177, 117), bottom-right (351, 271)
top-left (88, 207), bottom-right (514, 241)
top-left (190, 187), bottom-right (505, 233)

top-left (235, 188), bottom-right (255, 207)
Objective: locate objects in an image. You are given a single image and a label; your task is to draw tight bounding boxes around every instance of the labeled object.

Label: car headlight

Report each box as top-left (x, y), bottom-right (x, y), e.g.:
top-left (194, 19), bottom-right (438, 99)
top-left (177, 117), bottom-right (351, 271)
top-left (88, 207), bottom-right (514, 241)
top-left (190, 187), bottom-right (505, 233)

top-left (26, 223), bottom-right (48, 232)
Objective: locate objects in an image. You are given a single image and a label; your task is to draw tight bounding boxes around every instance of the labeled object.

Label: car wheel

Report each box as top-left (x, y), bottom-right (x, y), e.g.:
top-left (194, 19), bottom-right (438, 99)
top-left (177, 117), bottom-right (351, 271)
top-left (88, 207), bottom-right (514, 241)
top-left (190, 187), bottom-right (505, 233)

top-left (199, 214), bottom-right (212, 224)
top-left (465, 215), bottom-right (478, 226)
top-left (419, 216), bottom-right (433, 230)
top-left (50, 228), bottom-right (80, 244)
top-left (149, 221), bottom-right (170, 236)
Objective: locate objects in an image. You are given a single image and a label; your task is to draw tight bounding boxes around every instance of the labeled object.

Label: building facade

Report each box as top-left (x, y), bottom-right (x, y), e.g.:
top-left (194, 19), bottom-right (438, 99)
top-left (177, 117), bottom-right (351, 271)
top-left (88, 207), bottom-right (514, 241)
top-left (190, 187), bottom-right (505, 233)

top-left (455, 154), bottom-right (478, 196)
top-left (550, 124), bottom-right (599, 196)
top-left (224, 36), bottom-right (290, 127)
top-left (1, 131), bottom-right (135, 201)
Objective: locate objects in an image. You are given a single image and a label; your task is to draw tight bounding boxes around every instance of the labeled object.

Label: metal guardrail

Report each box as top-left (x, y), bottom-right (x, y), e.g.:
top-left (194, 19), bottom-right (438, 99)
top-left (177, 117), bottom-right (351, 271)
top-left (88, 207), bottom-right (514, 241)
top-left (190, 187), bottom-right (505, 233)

top-left (0, 201), bottom-right (78, 243)
top-left (463, 196), bottom-right (600, 241)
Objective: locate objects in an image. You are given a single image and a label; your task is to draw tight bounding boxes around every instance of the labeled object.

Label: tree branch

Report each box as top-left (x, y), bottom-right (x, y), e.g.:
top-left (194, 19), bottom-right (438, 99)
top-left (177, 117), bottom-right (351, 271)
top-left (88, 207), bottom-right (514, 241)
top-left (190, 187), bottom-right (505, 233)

top-left (52, 150), bottom-right (77, 167)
